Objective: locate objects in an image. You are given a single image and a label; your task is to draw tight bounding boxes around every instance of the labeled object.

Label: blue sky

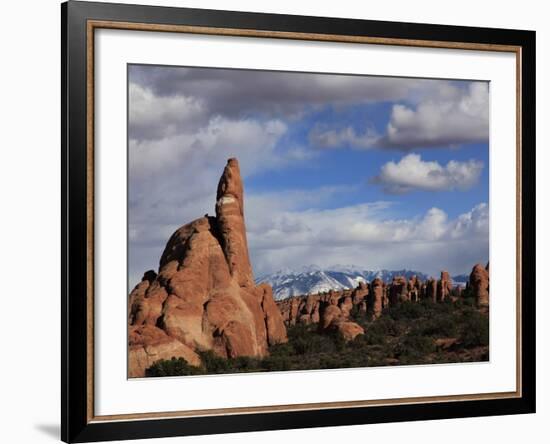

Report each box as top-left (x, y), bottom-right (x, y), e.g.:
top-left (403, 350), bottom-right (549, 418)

top-left (128, 65), bottom-right (489, 287)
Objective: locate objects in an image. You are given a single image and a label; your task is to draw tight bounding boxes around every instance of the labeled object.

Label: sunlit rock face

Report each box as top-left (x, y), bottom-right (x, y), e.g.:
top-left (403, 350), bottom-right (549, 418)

top-left (469, 263), bottom-right (490, 307)
top-left (128, 158), bottom-right (287, 377)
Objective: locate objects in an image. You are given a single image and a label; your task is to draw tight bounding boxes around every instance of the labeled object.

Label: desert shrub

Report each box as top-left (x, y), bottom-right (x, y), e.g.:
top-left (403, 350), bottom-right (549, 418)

top-left (371, 316), bottom-right (406, 337)
top-left (336, 353), bottom-right (363, 368)
top-left (293, 334), bottom-right (334, 355)
top-left (387, 301), bottom-right (427, 321)
top-left (433, 298), bottom-right (455, 314)
top-left (146, 295), bottom-right (490, 377)
top-left (412, 314), bottom-right (459, 338)
top-left (349, 332), bottom-right (371, 350)
top-left (287, 323), bottom-right (314, 340)
top-left (460, 312), bottom-right (489, 347)
top-left (454, 296), bottom-right (475, 308)
top-left (318, 354), bottom-right (346, 370)
top-left (457, 285), bottom-right (477, 306)
top-left (199, 350), bottom-right (232, 373)
top-left (330, 330), bottom-right (347, 352)
top-left (461, 285), bottom-right (475, 299)
top-left (261, 354), bottom-right (292, 371)
top-left (360, 326), bottom-right (387, 346)
top-left (395, 334), bottom-right (435, 360)
top-left (269, 342), bottom-right (294, 357)
top-left (232, 355), bottom-right (262, 371)
top-left (146, 357), bottom-right (204, 377)
top-left (285, 324), bottom-right (344, 355)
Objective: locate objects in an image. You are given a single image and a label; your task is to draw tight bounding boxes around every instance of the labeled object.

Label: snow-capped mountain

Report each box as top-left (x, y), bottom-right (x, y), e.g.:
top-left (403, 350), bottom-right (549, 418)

top-left (451, 274), bottom-right (469, 287)
top-left (256, 265), bottom-right (430, 301)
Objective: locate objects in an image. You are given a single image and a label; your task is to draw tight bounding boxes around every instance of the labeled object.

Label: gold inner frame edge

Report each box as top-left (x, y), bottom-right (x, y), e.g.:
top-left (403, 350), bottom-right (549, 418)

top-left (85, 19), bottom-right (523, 423)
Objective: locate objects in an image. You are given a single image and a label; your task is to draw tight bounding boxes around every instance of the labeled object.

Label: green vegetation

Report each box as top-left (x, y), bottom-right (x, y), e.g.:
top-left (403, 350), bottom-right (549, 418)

top-left (146, 356), bottom-right (204, 377)
top-left (145, 299), bottom-right (489, 377)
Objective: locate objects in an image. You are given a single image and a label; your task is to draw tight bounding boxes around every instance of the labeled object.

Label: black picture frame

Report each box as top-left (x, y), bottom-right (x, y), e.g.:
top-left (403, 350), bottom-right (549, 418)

top-left (61, 1), bottom-right (536, 442)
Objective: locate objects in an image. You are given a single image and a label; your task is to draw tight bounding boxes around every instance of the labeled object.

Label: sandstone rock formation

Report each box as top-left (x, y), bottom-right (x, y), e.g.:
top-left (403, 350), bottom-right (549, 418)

top-left (128, 325), bottom-right (201, 378)
top-left (277, 286), bottom-right (365, 341)
top-left (389, 276), bottom-right (408, 305)
top-left (353, 281), bottom-right (369, 314)
top-left (437, 271), bottom-right (453, 302)
top-left (333, 321), bottom-right (365, 341)
top-left (215, 159), bottom-right (254, 287)
top-left (469, 263), bottom-right (490, 307)
top-left (318, 294), bottom-right (364, 341)
top-left (370, 278), bottom-right (385, 319)
top-left (425, 278), bottom-right (437, 303)
top-left (128, 158), bottom-right (287, 377)
top-left (276, 267), bottom-right (476, 329)
top-left (408, 275), bottom-right (421, 302)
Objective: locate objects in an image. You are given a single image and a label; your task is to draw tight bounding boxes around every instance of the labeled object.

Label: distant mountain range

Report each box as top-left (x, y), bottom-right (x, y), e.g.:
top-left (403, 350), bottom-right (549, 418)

top-left (452, 274), bottom-right (469, 287)
top-left (256, 265), bottom-right (468, 300)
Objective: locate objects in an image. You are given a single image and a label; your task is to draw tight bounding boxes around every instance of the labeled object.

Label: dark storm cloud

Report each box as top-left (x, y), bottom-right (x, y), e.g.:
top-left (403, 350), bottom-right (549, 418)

top-left (128, 64), bottom-right (430, 141)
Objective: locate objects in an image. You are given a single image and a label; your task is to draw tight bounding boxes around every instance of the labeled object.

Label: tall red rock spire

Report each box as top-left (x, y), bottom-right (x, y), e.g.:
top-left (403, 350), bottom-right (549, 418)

top-left (215, 158), bottom-right (254, 287)
top-left (128, 158), bottom-right (287, 377)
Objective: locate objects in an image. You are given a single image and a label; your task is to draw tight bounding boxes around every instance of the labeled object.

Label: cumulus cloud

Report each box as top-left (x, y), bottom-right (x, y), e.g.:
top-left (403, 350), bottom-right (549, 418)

top-left (129, 116), bottom-right (287, 179)
top-left (308, 82), bottom-right (489, 151)
top-left (128, 116), bottom-right (288, 214)
top-left (371, 153), bottom-right (484, 194)
top-left (129, 65), bottom-right (429, 137)
top-left (129, 83), bottom-right (208, 140)
top-left (127, 116), bottom-right (289, 286)
top-left (127, 65), bottom-right (489, 285)
top-left (382, 82), bottom-right (489, 149)
top-left (448, 202), bottom-right (489, 239)
top-left (245, 192), bottom-right (489, 277)
top-left (128, 169), bottom-right (489, 284)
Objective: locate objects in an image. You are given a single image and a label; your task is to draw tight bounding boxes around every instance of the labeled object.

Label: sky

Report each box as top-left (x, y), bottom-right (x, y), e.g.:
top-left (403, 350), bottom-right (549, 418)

top-left (127, 64), bottom-right (489, 288)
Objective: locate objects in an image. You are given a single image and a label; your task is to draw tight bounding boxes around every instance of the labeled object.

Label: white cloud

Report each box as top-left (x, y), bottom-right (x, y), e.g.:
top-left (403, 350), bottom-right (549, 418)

top-left (307, 82), bottom-right (489, 151)
top-left (372, 153), bottom-right (484, 193)
top-left (383, 82), bottom-right (489, 149)
top-left (128, 167), bottom-right (489, 284)
top-left (129, 116), bottom-right (287, 180)
top-left (246, 194), bottom-right (489, 277)
top-left (127, 115), bottom-right (288, 282)
top-left (129, 66), bottom-right (489, 151)
top-left (127, 66), bottom-right (490, 284)
top-left (129, 66), bottom-right (430, 136)
top-left (129, 83), bottom-right (207, 140)
top-left (308, 124), bottom-right (380, 149)
top-left (449, 202), bottom-right (489, 239)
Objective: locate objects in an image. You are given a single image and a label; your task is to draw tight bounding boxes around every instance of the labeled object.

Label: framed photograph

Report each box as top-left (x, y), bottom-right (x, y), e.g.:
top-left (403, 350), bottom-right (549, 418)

top-left (62, 1), bottom-right (536, 442)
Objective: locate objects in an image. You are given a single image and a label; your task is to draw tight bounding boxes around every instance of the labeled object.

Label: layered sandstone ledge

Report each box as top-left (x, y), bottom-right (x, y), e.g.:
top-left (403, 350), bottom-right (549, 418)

top-left (128, 159), bottom-right (287, 378)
